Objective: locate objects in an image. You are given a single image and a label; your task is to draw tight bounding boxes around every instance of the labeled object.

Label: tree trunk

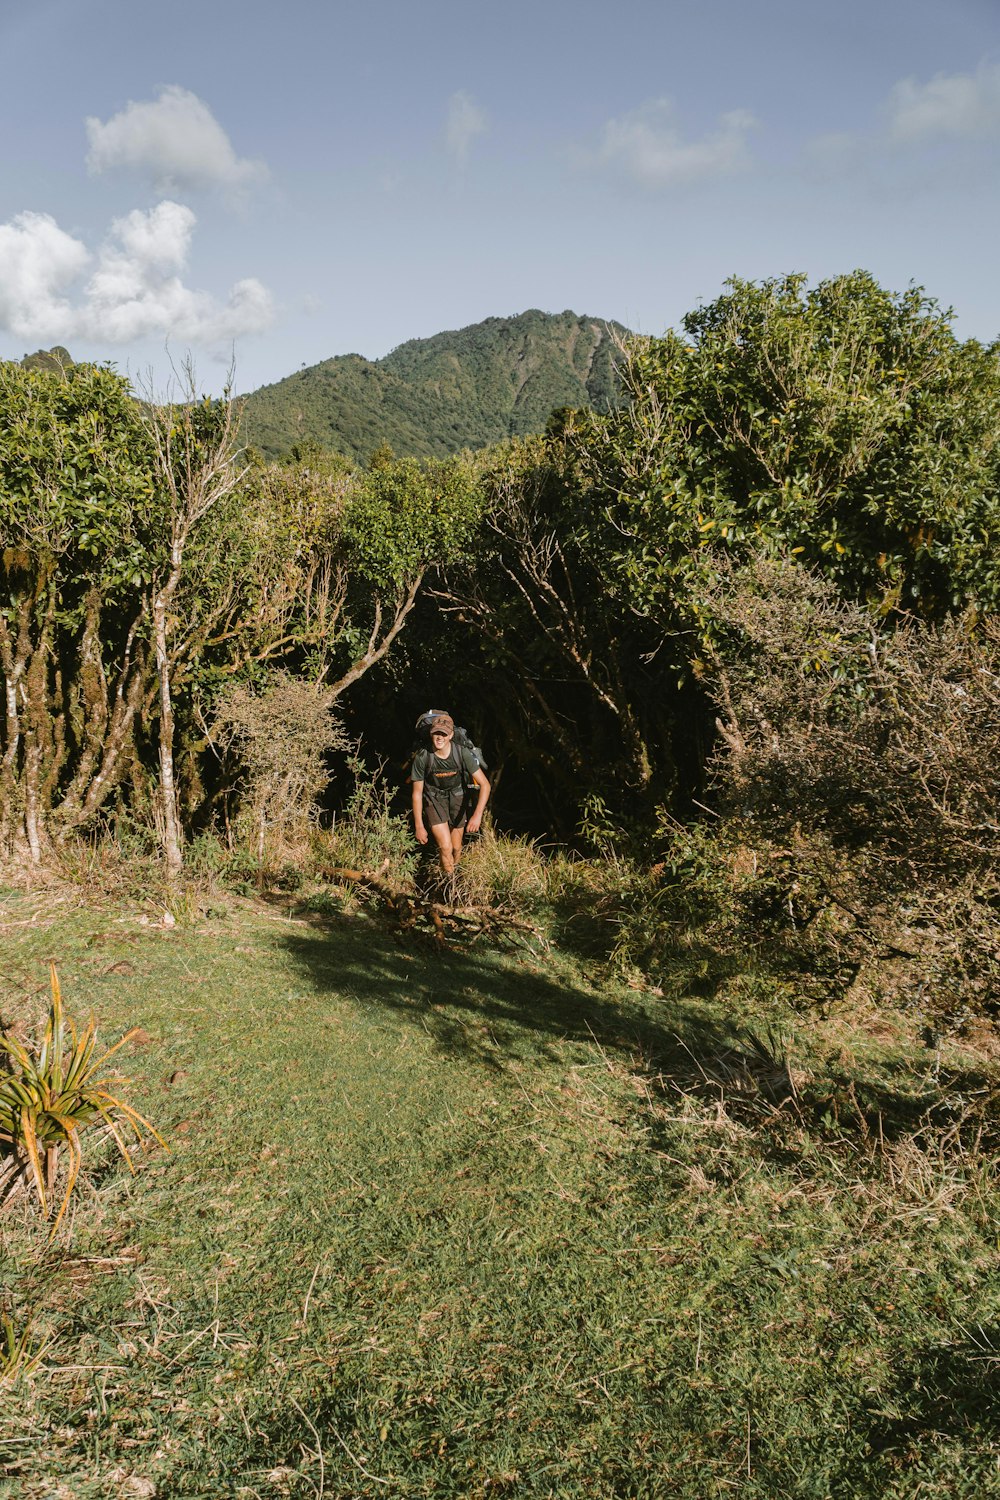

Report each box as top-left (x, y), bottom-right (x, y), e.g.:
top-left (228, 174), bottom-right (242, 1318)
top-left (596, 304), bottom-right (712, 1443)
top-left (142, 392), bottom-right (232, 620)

top-left (23, 734), bottom-right (43, 864)
top-left (20, 597), bottom-right (56, 865)
top-left (0, 609), bottom-right (25, 855)
top-left (57, 617), bottom-right (147, 832)
top-left (153, 594), bottom-right (183, 880)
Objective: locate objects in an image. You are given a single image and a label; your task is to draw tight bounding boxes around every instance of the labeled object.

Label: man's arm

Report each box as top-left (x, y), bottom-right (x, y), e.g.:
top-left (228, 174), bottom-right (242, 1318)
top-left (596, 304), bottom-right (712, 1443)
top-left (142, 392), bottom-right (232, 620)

top-left (466, 767), bottom-right (490, 835)
top-left (411, 779), bottom-right (429, 844)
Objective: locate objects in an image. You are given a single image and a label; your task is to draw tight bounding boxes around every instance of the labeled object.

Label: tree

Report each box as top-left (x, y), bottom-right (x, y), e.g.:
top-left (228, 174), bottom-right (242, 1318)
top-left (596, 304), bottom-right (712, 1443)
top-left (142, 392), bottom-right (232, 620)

top-left (0, 360), bottom-right (155, 860)
top-left (428, 438), bottom-right (665, 826)
top-left (135, 368), bottom-right (246, 878)
top-left (586, 272), bottom-right (1000, 637)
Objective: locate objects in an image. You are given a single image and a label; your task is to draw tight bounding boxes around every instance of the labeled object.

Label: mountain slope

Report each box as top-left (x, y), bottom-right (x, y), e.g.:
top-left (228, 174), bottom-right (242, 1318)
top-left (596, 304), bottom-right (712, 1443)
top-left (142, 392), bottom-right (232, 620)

top-left (241, 308), bottom-right (627, 461)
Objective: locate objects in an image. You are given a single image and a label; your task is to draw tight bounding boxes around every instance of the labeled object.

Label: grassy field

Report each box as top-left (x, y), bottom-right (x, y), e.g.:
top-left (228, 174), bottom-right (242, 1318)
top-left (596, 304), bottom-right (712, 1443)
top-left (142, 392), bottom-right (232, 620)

top-left (1, 878), bottom-right (998, 1498)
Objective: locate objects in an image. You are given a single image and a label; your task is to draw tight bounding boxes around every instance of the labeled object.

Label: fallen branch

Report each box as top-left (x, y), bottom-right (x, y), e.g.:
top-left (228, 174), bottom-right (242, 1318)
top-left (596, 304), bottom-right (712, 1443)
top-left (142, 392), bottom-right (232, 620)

top-left (316, 866), bottom-right (546, 948)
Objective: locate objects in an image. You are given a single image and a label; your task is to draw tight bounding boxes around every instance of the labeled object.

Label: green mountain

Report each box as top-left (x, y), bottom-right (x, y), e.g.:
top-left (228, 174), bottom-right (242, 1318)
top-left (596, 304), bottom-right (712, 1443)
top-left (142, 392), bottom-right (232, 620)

top-left (241, 309), bottom-right (628, 462)
top-left (19, 346), bottom-right (75, 374)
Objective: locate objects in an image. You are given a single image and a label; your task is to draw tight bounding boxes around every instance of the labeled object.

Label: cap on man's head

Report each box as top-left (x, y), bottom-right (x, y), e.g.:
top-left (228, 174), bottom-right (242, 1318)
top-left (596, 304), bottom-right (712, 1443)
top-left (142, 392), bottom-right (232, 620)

top-left (429, 713), bottom-right (454, 736)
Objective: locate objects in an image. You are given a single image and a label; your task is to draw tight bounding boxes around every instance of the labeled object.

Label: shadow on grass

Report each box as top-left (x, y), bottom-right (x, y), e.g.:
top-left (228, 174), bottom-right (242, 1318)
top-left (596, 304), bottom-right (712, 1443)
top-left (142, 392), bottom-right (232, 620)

top-left (276, 904), bottom-right (999, 1158)
top-left (827, 1329), bottom-right (1000, 1492)
top-left (278, 904), bottom-right (728, 1078)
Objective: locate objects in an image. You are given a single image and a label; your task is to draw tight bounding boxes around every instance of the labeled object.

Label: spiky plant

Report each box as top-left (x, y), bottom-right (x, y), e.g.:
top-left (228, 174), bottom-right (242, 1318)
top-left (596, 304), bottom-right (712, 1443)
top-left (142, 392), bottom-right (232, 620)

top-left (0, 1308), bottom-right (51, 1385)
top-left (0, 965), bottom-right (166, 1240)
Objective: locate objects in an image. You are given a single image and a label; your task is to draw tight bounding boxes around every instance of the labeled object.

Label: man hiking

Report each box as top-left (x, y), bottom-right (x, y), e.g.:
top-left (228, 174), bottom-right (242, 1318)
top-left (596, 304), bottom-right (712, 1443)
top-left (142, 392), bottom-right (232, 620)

top-left (411, 712), bottom-right (490, 878)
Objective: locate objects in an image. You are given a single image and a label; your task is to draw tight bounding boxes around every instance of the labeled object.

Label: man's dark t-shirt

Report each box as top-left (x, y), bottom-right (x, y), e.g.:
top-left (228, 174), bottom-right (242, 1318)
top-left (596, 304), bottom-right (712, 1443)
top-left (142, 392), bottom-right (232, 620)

top-left (411, 745), bottom-right (478, 790)
top-left (411, 745), bottom-right (480, 828)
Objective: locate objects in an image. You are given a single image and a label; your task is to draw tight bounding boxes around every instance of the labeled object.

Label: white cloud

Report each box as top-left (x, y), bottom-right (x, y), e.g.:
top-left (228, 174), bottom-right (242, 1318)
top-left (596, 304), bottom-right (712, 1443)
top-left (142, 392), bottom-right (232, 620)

top-left (888, 62), bottom-right (1000, 144)
top-left (0, 201), bottom-right (274, 348)
top-left (446, 90), bottom-right (487, 164)
top-left (85, 202), bottom-right (273, 343)
top-left (593, 99), bottom-right (756, 189)
top-left (0, 211), bottom-right (91, 343)
top-left (86, 85), bottom-right (268, 196)
top-left (800, 64), bottom-right (1000, 196)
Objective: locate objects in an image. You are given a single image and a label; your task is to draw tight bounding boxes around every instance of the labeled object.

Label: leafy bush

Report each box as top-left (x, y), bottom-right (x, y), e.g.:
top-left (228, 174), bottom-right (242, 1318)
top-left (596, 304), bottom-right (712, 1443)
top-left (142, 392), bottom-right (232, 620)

top-left (211, 673), bottom-right (349, 861)
top-left (588, 273), bottom-right (1000, 625)
top-left (318, 756), bottom-right (417, 885)
top-left (616, 558), bottom-right (1000, 1027)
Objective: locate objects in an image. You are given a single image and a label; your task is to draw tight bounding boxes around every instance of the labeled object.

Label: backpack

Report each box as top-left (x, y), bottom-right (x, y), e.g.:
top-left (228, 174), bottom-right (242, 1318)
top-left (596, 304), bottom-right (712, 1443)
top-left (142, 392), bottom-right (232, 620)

top-left (411, 710), bottom-right (487, 790)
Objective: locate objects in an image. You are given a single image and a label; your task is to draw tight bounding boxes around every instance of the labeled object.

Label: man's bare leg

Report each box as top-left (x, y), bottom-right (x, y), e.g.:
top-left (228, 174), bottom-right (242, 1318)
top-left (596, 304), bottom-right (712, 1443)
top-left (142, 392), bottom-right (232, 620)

top-left (429, 822), bottom-right (455, 874)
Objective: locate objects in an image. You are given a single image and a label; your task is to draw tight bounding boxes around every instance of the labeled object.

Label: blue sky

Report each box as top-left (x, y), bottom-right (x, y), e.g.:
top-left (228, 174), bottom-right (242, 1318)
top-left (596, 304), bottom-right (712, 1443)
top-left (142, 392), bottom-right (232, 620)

top-left (1, 0), bottom-right (998, 394)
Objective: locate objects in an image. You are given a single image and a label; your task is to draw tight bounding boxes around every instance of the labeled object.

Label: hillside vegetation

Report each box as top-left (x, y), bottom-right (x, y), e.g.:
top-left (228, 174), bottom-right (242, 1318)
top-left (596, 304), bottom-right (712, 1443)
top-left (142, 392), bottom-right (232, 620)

top-left (241, 309), bottom-right (626, 460)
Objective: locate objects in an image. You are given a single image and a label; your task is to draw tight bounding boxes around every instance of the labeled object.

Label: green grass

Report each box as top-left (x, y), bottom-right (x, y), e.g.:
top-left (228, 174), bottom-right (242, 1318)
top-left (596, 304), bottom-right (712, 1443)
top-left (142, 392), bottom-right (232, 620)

top-left (1, 883), bottom-right (998, 1498)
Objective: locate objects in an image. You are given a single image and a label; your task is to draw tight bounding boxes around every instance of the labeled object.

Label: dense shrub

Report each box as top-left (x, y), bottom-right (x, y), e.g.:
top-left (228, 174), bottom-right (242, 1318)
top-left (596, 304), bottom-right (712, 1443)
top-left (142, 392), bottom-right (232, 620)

top-left (210, 674), bottom-right (349, 860)
top-left (620, 558), bottom-right (1000, 1027)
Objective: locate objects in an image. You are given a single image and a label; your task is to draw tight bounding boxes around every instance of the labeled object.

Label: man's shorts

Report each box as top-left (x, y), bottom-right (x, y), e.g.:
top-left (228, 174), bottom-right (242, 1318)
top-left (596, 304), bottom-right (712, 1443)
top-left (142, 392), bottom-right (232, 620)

top-left (424, 785), bottom-right (471, 830)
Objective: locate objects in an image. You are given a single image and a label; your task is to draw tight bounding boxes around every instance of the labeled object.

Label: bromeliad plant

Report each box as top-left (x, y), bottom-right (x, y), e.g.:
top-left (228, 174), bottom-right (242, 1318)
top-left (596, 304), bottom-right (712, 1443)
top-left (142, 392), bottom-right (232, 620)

top-left (0, 965), bottom-right (166, 1240)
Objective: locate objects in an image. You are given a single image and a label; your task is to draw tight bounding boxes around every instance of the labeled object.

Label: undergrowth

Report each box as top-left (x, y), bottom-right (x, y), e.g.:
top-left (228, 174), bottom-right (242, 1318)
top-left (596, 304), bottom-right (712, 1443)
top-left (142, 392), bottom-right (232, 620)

top-left (0, 880), bottom-right (996, 1497)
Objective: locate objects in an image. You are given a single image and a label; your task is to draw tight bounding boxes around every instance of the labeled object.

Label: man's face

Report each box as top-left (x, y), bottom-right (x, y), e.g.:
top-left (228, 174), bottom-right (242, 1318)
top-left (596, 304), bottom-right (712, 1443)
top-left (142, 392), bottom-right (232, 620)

top-left (430, 729), bottom-right (452, 754)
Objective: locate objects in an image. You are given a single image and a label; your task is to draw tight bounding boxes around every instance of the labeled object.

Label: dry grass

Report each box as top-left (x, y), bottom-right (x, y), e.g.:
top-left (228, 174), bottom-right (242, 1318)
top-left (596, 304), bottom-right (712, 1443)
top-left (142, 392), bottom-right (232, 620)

top-left (452, 825), bottom-right (550, 912)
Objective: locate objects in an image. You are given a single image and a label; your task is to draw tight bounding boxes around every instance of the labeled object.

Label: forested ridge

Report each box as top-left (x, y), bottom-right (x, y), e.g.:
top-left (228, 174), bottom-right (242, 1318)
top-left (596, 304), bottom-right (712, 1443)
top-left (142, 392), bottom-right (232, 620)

top-left (240, 307), bottom-right (626, 460)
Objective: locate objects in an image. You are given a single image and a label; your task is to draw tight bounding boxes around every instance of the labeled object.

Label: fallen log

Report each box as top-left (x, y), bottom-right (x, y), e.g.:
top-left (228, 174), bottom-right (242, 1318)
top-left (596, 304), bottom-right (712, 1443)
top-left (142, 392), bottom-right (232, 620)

top-left (315, 865), bottom-right (546, 948)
